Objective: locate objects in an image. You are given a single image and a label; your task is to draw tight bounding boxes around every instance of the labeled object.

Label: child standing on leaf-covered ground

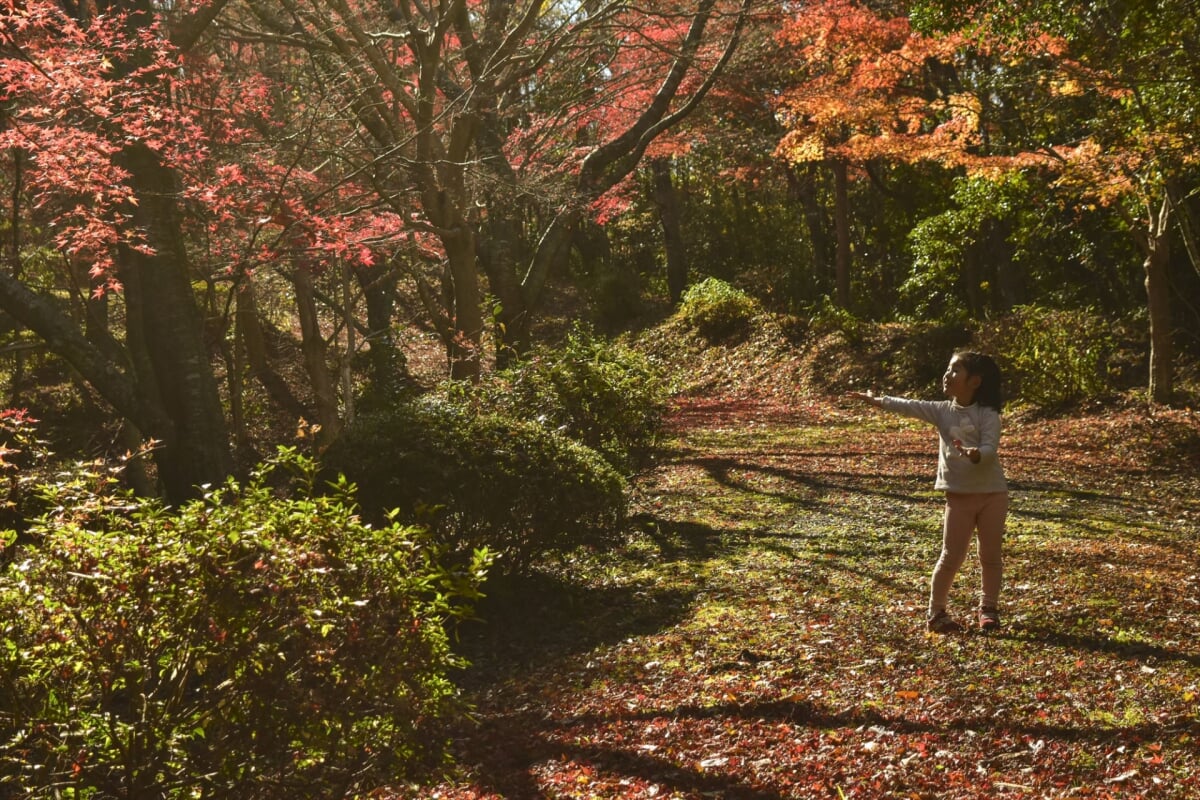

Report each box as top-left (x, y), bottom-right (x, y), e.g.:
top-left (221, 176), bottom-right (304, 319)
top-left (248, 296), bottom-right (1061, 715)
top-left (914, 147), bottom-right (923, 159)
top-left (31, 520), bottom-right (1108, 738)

top-left (848, 351), bottom-right (1008, 634)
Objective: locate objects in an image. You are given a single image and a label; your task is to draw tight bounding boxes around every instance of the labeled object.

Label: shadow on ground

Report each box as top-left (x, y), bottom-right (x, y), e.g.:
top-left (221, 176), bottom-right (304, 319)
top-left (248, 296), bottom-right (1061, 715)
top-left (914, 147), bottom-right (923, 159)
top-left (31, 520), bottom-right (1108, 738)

top-left (454, 516), bottom-right (735, 688)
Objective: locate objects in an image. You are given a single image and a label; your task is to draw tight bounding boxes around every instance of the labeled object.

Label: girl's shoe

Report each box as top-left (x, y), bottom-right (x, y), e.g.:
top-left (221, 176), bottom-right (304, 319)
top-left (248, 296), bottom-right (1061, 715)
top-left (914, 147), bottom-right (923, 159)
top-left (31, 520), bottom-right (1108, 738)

top-left (978, 606), bottom-right (1001, 631)
top-left (927, 610), bottom-right (962, 633)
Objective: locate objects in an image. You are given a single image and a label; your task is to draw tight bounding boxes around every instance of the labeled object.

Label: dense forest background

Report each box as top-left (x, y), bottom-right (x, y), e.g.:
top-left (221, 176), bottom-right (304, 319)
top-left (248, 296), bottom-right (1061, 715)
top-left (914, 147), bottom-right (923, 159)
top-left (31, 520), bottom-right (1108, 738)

top-left (2, 0), bottom-right (1199, 796)
top-left (2, 0), bottom-right (1198, 497)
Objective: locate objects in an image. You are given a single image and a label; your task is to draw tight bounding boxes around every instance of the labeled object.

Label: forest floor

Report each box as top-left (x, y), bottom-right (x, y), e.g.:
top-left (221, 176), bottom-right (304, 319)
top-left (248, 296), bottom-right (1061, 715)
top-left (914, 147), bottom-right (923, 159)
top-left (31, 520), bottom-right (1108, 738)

top-left (407, 383), bottom-right (1200, 799)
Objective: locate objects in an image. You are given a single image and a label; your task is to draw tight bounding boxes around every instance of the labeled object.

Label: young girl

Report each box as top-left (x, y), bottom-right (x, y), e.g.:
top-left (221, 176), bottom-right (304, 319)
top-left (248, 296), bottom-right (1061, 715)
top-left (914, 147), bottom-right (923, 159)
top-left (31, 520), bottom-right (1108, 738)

top-left (848, 351), bottom-right (1008, 633)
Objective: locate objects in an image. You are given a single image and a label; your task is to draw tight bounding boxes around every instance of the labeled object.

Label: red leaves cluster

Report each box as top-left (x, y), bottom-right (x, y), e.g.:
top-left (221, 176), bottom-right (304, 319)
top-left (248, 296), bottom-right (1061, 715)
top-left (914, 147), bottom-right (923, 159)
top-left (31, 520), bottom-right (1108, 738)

top-left (2, 0), bottom-right (400, 294)
top-left (1, 2), bottom-right (194, 286)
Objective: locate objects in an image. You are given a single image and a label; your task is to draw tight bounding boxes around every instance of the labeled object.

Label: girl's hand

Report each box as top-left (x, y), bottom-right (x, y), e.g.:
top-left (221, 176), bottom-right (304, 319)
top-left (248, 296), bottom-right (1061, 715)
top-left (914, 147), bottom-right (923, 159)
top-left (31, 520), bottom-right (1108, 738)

top-left (952, 439), bottom-right (981, 463)
top-left (847, 390), bottom-right (880, 406)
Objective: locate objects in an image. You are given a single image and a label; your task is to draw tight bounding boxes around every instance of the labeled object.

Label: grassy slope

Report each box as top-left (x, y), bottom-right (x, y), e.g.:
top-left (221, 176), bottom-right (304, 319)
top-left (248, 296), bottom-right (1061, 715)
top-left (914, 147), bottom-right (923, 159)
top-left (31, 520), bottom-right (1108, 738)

top-left (409, 315), bottom-right (1200, 800)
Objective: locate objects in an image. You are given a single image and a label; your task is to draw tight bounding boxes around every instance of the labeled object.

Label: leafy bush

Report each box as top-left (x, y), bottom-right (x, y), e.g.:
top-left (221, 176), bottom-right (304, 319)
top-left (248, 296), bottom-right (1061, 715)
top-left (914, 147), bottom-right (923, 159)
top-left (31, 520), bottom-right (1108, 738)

top-left (0, 408), bottom-right (52, 538)
top-left (807, 296), bottom-right (867, 344)
top-left (323, 398), bottom-right (627, 573)
top-left (0, 449), bottom-right (489, 799)
top-left (676, 277), bottom-right (760, 341)
top-left (979, 306), bottom-right (1117, 408)
top-left (456, 324), bottom-right (666, 473)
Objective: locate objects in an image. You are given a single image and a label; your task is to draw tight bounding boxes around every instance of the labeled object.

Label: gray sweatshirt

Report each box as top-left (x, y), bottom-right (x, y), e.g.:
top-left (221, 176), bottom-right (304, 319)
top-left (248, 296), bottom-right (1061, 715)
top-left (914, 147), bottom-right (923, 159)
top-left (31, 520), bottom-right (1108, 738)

top-left (879, 397), bottom-right (1008, 494)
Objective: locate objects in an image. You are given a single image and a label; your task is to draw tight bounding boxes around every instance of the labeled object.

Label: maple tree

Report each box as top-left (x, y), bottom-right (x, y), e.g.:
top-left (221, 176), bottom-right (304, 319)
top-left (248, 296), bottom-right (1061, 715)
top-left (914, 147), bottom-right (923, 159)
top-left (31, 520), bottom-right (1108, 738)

top-left (0, 0), bottom-right (235, 500)
top-left (2, 0), bottom-right (408, 475)
top-left (773, 0), bottom-right (1200, 402)
top-left (911, 0), bottom-right (1200, 404)
top-left (640, 1), bottom-right (803, 306)
top-left (227, 0), bottom-right (750, 377)
top-left (0, 0), bottom-right (752, 494)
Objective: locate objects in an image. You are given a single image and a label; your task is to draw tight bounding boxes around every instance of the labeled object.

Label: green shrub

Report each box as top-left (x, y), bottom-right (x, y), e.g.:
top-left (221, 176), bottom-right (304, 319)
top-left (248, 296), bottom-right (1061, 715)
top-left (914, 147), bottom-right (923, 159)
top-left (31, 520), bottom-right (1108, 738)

top-left (0, 449), bottom-right (489, 799)
top-left (323, 398), bottom-right (627, 573)
top-left (807, 296), bottom-right (867, 344)
top-left (458, 324), bottom-right (666, 473)
top-left (979, 306), bottom-right (1117, 408)
top-left (676, 277), bottom-right (760, 341)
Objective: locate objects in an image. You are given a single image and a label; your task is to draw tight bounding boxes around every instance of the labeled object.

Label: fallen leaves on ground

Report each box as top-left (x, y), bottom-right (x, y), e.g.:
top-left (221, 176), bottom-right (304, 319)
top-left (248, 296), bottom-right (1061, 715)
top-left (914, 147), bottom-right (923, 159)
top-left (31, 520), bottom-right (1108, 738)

top-left (393, 394), bottom-right (1199, 800)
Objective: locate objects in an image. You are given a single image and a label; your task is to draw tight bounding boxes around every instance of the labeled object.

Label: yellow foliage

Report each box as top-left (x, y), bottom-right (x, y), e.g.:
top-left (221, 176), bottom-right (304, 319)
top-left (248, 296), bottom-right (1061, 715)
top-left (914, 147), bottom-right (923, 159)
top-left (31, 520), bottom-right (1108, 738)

top-left (780, 134), bottom-right (826, 163)
top-left (1050, 78), bottom-right (1084, 97)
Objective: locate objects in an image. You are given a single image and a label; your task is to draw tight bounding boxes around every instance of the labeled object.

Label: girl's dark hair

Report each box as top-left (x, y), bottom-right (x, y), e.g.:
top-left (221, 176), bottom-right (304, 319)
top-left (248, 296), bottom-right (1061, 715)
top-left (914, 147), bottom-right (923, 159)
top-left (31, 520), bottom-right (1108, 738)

top-left (955, 350), bottom-right (1003, 412)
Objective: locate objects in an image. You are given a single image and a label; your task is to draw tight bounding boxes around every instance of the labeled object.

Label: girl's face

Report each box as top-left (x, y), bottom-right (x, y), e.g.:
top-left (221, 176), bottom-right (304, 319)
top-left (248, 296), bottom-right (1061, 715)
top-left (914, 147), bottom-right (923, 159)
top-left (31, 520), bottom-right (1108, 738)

top-left (943, 356), bottom-right (981, 405)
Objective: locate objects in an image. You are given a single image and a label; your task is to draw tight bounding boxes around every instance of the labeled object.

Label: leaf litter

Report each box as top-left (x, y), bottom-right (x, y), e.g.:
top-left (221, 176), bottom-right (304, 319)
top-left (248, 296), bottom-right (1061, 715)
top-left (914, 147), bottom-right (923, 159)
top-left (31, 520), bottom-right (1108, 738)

top-left (400, 393), bottom-right (1200, 799)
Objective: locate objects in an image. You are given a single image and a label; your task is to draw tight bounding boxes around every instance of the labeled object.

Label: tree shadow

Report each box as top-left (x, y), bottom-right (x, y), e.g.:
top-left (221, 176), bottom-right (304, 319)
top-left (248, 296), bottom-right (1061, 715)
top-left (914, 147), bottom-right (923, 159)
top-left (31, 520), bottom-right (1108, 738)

top-left (689, 452), bottom-right (930, 511)
top-left (1007, 625), bottom-right (1200, 668)
top-left (441, 411), bottom-right (1200, 797)
top-left (449, 681), bottom-right (1196, 799)
top-left (454, 517), bottom-right (734, 688)
top-left (628, 513), bottom-right (732, 562)
top-left (454, 710), bottom-right (790, 799)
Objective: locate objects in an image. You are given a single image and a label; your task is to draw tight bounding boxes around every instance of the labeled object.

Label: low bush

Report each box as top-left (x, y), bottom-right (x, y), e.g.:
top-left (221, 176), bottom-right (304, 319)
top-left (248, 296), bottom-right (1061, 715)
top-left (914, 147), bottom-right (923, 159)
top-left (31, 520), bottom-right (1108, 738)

top-left (323, 398), bottom-right (627, 573)
top-left (457, 324), bottom-right (667, 473)
top-left (676, 277), bottom-right (760, 342)
top-left (0, 449), bottom-right (488, 799)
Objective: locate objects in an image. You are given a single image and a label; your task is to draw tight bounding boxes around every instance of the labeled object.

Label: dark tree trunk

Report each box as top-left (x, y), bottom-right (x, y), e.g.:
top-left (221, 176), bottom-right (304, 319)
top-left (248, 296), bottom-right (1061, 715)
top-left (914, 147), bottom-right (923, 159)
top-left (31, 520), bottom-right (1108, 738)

top-left (989, 218), bottom-right (1023, 311)
top-left (520, 0), bottom-right (749, 322)
top-left (832, 159), bottom-right (852, 309)
top-left (1145, 218), bottom-right (1174, 403)
top-left (235, 280), bottom-right (311, 421)
top-left (292, 263), bottom-right (343, 443)
top-left (651, 157), bottom-right (688, 305)
top-left (352, 264), bottom-right (409, 390)
top-left (573, 221), bottom-right (613, 276)
top-left (478, 215), bottom-right (530, 368)
top-left (116, 142), bottom-right (233, 501)
top-left (787, 164), bottom-right (831, 300)
top-left (445, 233), bottom-right (484, 380)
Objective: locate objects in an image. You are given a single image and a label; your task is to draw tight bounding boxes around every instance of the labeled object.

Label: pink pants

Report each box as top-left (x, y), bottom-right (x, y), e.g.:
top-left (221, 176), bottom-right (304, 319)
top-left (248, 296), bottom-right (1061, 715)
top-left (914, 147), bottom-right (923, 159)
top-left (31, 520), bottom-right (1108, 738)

top-left (930, 491), bottom-right (1008, 615)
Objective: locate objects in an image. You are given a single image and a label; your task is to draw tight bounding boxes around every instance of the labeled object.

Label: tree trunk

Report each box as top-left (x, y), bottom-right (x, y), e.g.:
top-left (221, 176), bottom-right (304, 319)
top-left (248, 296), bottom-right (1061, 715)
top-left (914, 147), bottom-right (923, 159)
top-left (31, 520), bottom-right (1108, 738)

top-left (963, 239), bottom-right (984, 316)
top-left (444, 232), bottom-right (484, 380)
top-left (292, 262), bottom-right (343, 443)
top-left (989, 218), bottom-right (1023, 311)
top-left (352, 264), bottom-right (408, 392)
top-left (651, 157), bottom-right (688, 305)
top-left (786, 164), bottom-right (830, 304)
top-left (117, 142), bottom-right (232, 501)
top-left (520, 0), bottom-right (749, 320)
top-left (0, 271), bottom-right (142, 420)
top-left (832, 159), bottom-right (852, 309)
top-left (235, 280), bottom-right (311, 422)
top-left (478, 215), bottom-right (530, 368)
top-left (1144, 201), bottom-right (1174, 404)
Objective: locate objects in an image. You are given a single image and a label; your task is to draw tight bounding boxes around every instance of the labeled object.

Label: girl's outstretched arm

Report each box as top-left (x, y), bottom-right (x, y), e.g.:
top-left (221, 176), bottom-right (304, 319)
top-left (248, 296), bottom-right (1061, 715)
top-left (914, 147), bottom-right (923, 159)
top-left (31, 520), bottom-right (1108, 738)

top-left (846, 390), bottom-right (882, 407)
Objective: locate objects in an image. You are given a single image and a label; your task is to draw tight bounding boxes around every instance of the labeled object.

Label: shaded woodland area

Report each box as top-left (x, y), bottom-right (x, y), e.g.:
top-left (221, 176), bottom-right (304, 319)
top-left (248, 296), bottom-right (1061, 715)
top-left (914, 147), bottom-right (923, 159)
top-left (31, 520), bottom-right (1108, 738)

top-left (1, 0), bottom-right (1199, 797)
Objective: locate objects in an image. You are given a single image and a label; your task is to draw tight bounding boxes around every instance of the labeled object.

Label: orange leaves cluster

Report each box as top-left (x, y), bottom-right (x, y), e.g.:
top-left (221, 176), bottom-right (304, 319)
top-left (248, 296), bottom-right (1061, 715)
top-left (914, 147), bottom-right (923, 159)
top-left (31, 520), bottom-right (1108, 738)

top-left (771, 0), bottom-right (1073, 177)
top-left (771, 0), bottom-right (1200, 223)
top-left (773, 0), bottom-right (970, 167)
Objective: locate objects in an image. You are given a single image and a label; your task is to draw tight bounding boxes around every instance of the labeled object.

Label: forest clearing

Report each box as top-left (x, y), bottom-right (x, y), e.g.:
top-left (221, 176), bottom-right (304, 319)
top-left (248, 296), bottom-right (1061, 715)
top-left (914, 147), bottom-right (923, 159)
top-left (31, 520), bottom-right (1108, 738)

top-left (425, 391), bottom-right (1200, 799)
top-left (5, 0), bottom-right (1200, 796)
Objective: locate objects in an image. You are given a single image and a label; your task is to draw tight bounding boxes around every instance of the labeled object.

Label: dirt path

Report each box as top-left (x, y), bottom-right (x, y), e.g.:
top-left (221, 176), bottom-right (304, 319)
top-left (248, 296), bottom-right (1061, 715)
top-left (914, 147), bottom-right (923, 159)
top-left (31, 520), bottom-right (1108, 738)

top-left (420, 397), bottom-right (1200, 799)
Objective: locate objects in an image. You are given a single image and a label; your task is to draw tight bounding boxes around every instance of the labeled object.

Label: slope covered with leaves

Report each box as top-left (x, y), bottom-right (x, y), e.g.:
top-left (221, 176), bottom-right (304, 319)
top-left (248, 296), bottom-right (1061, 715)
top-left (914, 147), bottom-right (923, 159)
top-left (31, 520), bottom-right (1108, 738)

top-left (400, 317), bottom-right (1200, 800)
